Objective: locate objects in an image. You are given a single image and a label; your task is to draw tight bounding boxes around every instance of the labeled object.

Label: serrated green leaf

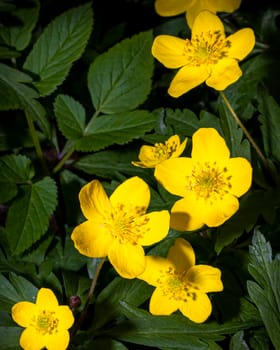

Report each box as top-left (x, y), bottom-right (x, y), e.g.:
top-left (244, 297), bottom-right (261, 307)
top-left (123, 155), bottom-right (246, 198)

top-left (75, 110), bottom-right (157, 152)
top-left (0, 0), bottom-right (39, 51)
top-left (258, 88), bottom-right (280, 162)
top-left (0, 62), bottom-right (51, 137)
top-left (164, 108), bottom-right (221, 136)
top-left (0, 45), bottom-right (21, 59)
top-left (247, 230), bottom-right (280, 350)
top-left (74, 149), bottom-right (155, 183)
top-left (88, 30), bottom-right (154, 114)
top-left (5, 176), bottom-right (57, 255)
top-left (54, 94), bottom-right (86, 140)
top-left (23, 2), bottom-right (93, 96)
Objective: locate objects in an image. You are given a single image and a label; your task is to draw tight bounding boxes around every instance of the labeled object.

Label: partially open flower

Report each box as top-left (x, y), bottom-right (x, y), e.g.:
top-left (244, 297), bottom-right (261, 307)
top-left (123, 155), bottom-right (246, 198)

top-left (132, 135), bottom-right (187, 168)
top-left (155, 128), bottom-right (253, 231)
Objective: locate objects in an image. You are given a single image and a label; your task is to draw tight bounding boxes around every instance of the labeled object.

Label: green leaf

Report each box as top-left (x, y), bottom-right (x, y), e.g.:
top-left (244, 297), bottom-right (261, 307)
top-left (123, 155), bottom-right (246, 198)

top-left (74, 149), bottom-right (155, 183)
top-left (107, 302), bottom-right (260, 349)
top-left (258, 87), bottom-right (280, 162)
top-left (5, 176), bottom-right (57, 255)
top-left (54, 94), bottom-right (86, 140)
top-left (247, 229), bottom-right (280, 350)
top-left (0, 327), bottom-right (22, 349)
top-left (229, 331), bottom-right (250, 350)
top-left (0, 272), bottom-right (38, 311)
top-left (75, 110), bottom-right (157, 152)
top-left (0, 62), bottom-right (51, 137)
top-left (23, 2), bottom-right (93, 96)
top-left (88, 30), bottom-right (154, 114)
top-left (0, 0), bottom-right (39, 51)
top-left (0, 154), bottom-right (33, 203)
top-left (93, 277), bottom-right (153, 330)
top-left (164, 108), bottom-right (221, 136)
top-left (219, 96), bottom-right (251, 159)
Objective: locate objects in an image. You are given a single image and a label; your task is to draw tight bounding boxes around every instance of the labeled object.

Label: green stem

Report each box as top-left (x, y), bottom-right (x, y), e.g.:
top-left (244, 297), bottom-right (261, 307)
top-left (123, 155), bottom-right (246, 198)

top-left (220, 91), bottom-right (268, 167)
top-left (25, 110), bottom-right (48, 174)
top-left (52, 144), bottom-right (76, 174)
top-left (70, 258), bottom-right (106, 338)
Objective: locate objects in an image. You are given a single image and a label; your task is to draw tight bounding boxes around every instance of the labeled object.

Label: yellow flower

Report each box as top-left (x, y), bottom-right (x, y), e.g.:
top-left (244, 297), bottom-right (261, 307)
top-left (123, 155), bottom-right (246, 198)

top-left (155, 128), bottom-right (252, 231)
top-left (155, 0), bottom-right (241, 28)
top-left (132, 135), bottom-right (187, 168)
top-left (71, 176), bottom-right (170, 279)
top-left (152, 10), bottom-right (255, 97)
top-left (11, 288), bottom-right (74, 350)
top-left (138, 238), bottom-right (223, 323)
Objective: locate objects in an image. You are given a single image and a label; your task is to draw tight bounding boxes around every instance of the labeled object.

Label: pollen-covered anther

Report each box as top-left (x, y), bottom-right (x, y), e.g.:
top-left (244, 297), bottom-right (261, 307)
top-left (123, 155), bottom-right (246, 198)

top-left (33, 310), bottom-right (59, 335)
top-left (187, 161), bottom-right (233, 201)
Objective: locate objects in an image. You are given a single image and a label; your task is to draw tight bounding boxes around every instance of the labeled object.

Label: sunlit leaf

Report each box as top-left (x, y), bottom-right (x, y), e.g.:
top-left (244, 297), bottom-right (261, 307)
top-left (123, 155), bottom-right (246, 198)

top-left (88, 30), bottom-right (153, 114)
top-left (23, 2), bottom-right (93, 96)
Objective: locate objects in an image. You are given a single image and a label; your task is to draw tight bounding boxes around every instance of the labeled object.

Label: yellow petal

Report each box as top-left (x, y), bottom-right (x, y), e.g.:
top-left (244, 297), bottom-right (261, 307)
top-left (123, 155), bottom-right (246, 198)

top-left (71, 220), bottom-right (113, 258)
top-left (226, 157), bottom-right (253, 197)
top-left (137, 211), bottom-right (170, 246)
top-left (11, 301), bottom-right (36, 327)
top-left (138, 255), bottom-right (173, 286)
top-left (36, 288), bottom-right (58, 309)
top-left (192, 10), bottom-right (224, 37)
top-left (152, 35), bottom-right (188, 69)
top-left (108, 241), bottom-right (146, 278)
top-left (206, 59), bottom-right (242, 91)
top-left (155, 0), bottom-right (189, 17)
top-left (179, 291), bottom-right (212, 323)
top-left (56, 306), bottom-right (75, 330)
top-left (168, 64), bottom-right (209, 97)
top-left (191, 128), bottom-right (230, 162)
top-left (110, 177), bottom-right (150, 216)
top-left (187, 265), bottom-right (223, 292)
top-left (149, 287), bottom-right (179, 315)
top-left (170, 197), bottom-right (204, 231)
top-left (155, 157), bottom-right (193, 197)
top-left (133, 145), bottom-right (159, 168)
top-left (167, 238), bottom-right (195, 271)
top-left (227, 28), bottom-right (255, 60)
top-left (20, 328), bottom-right (45, 350)
top-left (210, 0), bottom-right (241, 12)
top-left (197, 193), bottom-right (239, 227)
top-left (79, 180), bottom-right (111, 220)
top-left (44, 330), bottom-right (70, 350)
top-left (171, 136), bottom-right (188, 157)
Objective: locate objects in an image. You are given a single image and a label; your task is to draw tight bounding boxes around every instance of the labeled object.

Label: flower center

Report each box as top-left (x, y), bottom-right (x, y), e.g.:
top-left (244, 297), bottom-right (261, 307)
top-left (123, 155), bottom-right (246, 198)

top-left (33, 310), bottom-right (59, 335)
top-left (158, 266), bottom-right (199, 302)
top-left (183, 30), bottom-right (231, 66)
top-left (153, 140), bottom-right (177, 161)
top-left (105, 203), bottom-right (149, 244)
top-left (186, 161), bottom-right (232, 202)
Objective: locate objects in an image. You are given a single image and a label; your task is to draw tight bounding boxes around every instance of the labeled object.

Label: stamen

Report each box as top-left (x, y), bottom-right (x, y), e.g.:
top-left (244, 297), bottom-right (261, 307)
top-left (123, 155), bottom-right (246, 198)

top-left (153, 139), bottom-right (178, 161)
top-left (32, 310), bottom-right (59, 335)
top-left (186, 161), bottom-right (232, 201)
top-left (183, 30), bottom-right (231, 66)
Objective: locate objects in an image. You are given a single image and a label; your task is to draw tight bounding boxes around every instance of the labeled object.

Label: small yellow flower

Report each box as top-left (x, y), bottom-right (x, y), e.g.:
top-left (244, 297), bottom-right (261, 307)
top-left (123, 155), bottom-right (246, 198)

top-left (132, 135), bottom-right (187, 168)
top-left (155, 128), bottom-right (252, 231)
top-left (71, 176), bottom-right (170, 279)
top-left (11, 288), bottom-right (74, 350)
top-left (152, 10), bottom-right (255, 97)
top-left (138, 238), bottom-right (223, 323)
top-left (155, 0), bottom-right (241, 28)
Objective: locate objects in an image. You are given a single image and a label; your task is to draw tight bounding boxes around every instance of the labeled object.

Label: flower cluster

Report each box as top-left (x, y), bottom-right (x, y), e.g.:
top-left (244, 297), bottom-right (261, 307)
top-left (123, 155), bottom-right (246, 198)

top-left (10, 2), bottom-right (255, 348)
